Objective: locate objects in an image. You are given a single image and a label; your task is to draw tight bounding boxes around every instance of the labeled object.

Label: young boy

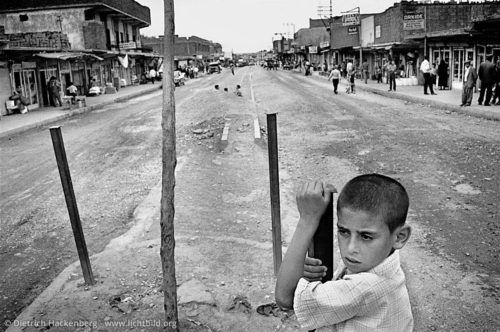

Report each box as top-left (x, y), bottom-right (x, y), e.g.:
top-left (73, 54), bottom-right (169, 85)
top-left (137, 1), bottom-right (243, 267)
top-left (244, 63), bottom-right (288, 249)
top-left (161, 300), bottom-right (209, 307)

top-left (275, 174), bottom-right (413, 331)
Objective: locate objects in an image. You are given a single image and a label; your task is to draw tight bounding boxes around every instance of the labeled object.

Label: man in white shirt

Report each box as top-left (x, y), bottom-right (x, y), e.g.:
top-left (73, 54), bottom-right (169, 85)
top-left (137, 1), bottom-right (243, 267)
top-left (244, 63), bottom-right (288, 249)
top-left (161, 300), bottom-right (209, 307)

top-left (420, 56), bottom-right (436, 95)
top-left (328, 65), bottom-right (341, 94)
top-left (149, 68), bottom-right (157, 84)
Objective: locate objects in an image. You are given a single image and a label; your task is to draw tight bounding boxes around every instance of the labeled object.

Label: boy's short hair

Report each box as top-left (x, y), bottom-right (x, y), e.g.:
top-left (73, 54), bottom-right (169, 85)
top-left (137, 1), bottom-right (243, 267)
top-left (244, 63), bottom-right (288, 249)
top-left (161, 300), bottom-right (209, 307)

top-left (337, 174), bottom-right (409, 233)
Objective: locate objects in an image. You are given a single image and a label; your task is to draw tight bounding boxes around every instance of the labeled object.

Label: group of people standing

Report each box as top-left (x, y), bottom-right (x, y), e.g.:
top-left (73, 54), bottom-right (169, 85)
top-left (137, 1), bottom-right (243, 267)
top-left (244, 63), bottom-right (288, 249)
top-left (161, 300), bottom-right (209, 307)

top-left (324, 55), bottom-right (500, 108)
top-left (461, 55), bottom-right (500, 107)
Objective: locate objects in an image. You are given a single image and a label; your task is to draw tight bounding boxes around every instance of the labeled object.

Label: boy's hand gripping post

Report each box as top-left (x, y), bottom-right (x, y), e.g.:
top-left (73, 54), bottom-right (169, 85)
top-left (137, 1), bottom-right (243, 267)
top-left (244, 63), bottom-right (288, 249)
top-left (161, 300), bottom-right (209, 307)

top-left (307, 185), bottom-right (337, 282)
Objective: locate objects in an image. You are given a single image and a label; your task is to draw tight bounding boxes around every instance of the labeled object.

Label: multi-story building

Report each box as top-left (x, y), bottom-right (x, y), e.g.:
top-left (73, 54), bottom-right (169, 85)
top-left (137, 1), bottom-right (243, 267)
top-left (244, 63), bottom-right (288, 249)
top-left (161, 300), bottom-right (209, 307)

top-left (141, 34), bottom-right (223, 69)
top-left (331, 0), bottom-right (500, 88)
top-left (275, 1), bottom-right (500, 89)
top-left (290, 19), bottom-right (330, 70)
top-left (0, 0), bottom-right (157, 113)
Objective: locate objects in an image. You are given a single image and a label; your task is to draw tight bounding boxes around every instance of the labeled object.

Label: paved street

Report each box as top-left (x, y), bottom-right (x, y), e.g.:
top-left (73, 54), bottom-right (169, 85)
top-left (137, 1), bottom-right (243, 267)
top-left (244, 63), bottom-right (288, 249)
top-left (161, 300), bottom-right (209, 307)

top-left (1, 66), bottom-right (499, 331)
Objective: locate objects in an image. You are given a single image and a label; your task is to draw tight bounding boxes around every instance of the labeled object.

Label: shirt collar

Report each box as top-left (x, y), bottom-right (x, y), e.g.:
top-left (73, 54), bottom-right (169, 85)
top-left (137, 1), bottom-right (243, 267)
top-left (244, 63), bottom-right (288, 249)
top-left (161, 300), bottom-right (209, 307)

top-left (337, 251), bottom-right (401, 280)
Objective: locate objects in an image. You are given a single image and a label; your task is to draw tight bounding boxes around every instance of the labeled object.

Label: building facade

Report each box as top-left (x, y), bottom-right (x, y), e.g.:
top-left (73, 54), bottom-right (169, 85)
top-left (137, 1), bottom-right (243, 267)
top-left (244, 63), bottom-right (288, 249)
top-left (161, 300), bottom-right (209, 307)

top-left (142, 35), bottom-right (223, 70)
top-left (0, 0), bottom-right (156, 114)
top-left (274, 1), bottom-right (500, 88)
top-left (332, 1), bottom-right (500, 88)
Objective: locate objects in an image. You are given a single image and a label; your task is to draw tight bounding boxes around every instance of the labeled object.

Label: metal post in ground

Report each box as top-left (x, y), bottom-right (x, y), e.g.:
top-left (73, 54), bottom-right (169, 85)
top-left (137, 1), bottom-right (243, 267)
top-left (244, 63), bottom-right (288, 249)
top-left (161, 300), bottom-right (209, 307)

top-left (266, 113), bottom-right (282, 275)
top-left (50, 126), bottom-right (95, 285)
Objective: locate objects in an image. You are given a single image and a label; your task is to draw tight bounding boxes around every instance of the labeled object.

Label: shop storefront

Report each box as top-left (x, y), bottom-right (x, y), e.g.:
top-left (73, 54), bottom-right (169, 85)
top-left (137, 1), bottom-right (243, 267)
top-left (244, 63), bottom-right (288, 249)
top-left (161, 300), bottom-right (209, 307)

top-left (11, 61), bottom-right (39, 109)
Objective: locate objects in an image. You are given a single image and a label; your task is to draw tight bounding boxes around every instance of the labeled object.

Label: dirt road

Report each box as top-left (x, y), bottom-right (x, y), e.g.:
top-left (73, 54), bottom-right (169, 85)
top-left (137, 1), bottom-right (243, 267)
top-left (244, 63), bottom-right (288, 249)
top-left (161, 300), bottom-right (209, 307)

top-left (1, 66), bottom-right (499, 331)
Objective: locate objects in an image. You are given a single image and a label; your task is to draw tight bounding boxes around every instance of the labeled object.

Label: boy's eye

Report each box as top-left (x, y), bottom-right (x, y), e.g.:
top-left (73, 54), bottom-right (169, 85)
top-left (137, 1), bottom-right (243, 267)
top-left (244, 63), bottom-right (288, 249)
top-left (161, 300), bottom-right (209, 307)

top-left (338, 228), bottom-right (349, 236)
top-left (360, 233), bottom-right (373, 240)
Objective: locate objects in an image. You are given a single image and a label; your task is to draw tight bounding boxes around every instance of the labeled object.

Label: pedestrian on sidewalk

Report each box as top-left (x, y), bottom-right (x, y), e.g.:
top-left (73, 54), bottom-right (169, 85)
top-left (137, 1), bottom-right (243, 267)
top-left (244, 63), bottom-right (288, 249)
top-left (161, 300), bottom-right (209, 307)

top-left (361, 59), bottom-right (370, 84)
top-left (66, 82), bottom-right (78, 104)
top-left (460, 61), bottom-right (478, 107)
top-left (387, 60), bottom-right (397, 92)
top-left (48, 76), bottom-right (62, 107)
top-left (491, 58), bottom-right (500, 105)
top-left (420, 56), bottom-right (436, 95)
top-left (346, 60), bottom-right (356, 94)
top-left (149, 67), bottom-right (157, 84)
top-left (275, 175), bottom-right (413, 331)
top-left (376, 65), bottom-right (382, 83)
top-left (437, 59), bottom-right (449, 90)
top-left (478, 55), bottom-right (496, 106)
top-left (328, 65), bottom-right (341, 94)
top-left (362, 59), bottom-right (369, 84)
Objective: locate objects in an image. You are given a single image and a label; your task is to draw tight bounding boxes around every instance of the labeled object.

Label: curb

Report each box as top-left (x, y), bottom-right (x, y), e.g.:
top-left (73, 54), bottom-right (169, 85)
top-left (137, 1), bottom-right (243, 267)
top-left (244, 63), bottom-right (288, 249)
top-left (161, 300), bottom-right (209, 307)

top-left (0, 86), bottom-right (162, 139)
top-left (360, 85), bottom-right (500, 121)
top-left (310, 72), bottom-right (500, 122)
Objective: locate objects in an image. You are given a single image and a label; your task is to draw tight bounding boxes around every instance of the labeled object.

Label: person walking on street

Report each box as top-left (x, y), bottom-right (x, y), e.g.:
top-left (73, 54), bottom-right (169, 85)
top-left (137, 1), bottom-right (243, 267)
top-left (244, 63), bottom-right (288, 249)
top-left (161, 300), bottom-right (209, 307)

top-left (149, 67), bottom-right (157, 84)
top-left (230, 63), bottom-right (235, 75)
top-left (387, 61), bottom-right (397, 92)
top-left (420, 56), bottom-right (436, 95)
top-left (437, 59), bottom-right (449, 90)
top-left (460, 61), bottom-right (478, 107)
top-left (362, 59), bottom-right (369, 84)
top-left (328, 65), bottom-right (341, 94)
top-left (48, 76), bottom-right (62, 107)
top-left (478, 55), bottom-right (496, 106)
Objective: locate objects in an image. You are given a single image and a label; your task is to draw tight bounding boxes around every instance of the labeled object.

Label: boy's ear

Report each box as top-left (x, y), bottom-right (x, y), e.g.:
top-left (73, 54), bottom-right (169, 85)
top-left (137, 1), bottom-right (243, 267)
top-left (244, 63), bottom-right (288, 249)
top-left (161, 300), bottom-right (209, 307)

top-left (393, 224), bottom-right (411, 250)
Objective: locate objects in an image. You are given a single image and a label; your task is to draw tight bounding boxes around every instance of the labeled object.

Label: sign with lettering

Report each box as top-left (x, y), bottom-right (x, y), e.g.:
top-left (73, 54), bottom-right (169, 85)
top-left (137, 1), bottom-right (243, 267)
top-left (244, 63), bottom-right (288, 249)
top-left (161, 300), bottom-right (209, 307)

top-left (403, 11), bottom-right (425, 30)
top-left (119, 42), bottom-right (137, 50)
top-left (22, 62), bottom-right (37, 69)
top-left (320, 41), bottom-right (330, 49)
top-left (308, 46), bottom-right (318, 54)
top-left (348, 26), bottom-right (358, 35)
top-left (342, 13), bottom-right (360, 26)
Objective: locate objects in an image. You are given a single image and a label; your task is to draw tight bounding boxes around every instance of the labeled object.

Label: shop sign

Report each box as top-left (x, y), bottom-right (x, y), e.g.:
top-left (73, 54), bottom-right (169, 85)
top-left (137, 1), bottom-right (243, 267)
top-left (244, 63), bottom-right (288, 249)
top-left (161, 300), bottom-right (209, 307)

top-left (320, 41), bottom-right (330, 49)
top-left (22, 61), bottom-right (36, 69)
top-left (308, 46), bottom-right (318, 54)
top-left (342, 13), bottom-right (360, 26)
top-left (348, 26), bottom-right (358, 35)
top-left (375, 25), bottom-right (381, 38)
top-left (403, 11), bottom-right (424, 30)
top-left (119, 41), bottom-right (137, 50)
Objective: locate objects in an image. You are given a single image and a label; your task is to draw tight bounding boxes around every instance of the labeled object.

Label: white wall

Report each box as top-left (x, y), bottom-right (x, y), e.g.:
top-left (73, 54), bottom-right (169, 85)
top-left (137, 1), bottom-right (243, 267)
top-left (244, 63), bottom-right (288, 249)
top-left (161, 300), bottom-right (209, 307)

top-left (361, 16), bottom-right (374, 47)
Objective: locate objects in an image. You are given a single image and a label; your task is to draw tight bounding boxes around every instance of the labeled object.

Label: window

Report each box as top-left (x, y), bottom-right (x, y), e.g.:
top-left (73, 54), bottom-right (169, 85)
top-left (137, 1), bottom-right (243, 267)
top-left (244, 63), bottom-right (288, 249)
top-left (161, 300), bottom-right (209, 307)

top-left (84, 10), bottom-right (94, 21)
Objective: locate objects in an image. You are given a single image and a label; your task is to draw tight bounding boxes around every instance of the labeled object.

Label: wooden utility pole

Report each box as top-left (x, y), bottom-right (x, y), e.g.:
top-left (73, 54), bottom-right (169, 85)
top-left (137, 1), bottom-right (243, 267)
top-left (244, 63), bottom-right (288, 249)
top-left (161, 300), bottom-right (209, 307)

top-left (160, 0), bottom-right (179, 331)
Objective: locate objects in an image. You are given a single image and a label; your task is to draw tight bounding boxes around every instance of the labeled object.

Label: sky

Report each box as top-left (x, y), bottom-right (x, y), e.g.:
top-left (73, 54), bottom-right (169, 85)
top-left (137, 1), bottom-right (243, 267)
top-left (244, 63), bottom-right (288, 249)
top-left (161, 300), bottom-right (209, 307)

top-left (136, 0), bottom-right (402, 53)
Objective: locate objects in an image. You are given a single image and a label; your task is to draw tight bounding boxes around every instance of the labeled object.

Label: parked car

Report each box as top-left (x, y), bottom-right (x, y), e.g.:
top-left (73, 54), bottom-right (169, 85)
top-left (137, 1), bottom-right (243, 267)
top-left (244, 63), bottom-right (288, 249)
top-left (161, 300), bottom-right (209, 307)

top-left (174, 70), bottom-right (186, 86)
top-left (208, 62), bottom-right (221, 74)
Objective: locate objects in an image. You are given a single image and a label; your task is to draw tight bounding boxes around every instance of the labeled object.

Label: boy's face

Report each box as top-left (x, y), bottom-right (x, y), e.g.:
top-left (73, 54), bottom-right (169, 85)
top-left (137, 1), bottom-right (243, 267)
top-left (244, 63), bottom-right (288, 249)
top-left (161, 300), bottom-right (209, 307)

top-left (337, 208), bottom-right (400, 273)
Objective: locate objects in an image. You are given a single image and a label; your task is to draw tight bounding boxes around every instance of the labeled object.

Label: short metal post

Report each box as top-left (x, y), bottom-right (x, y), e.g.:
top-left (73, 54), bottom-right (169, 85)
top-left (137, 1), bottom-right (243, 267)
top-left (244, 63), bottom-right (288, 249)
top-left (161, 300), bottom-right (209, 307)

top-left (266, 113), bottom-right (282, 275)
top-left (50, 126), bottom-right (95, 285)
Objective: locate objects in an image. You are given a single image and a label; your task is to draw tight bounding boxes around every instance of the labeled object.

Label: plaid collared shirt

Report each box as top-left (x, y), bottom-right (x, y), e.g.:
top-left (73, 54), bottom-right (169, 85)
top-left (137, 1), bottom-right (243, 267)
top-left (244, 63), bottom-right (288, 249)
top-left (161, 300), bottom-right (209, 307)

top-left (294, 251), bottom-right (413, 332)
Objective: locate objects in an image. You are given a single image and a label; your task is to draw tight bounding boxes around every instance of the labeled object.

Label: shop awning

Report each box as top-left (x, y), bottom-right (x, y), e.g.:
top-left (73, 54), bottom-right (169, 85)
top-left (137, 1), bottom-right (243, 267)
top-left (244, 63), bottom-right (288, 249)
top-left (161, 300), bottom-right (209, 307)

top-left (34, 52), bottom-right (104, 61)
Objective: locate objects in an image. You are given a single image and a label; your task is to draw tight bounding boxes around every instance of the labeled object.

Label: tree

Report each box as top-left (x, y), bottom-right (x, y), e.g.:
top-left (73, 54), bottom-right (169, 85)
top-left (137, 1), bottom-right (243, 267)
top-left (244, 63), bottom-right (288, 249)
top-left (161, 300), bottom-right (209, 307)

top-left (160, 0), bottom-right (179, 331)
